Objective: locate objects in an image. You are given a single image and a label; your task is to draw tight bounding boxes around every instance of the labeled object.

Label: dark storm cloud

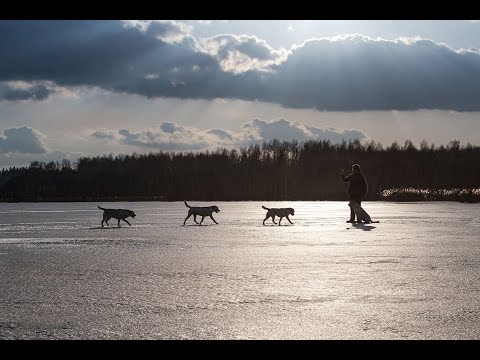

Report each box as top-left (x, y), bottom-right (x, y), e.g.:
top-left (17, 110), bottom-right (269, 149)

top-left (0, 126), bottom-right (47, 154)
top-left (267, 36), bottom-right (480, 111)
top-left (0, 82), bottom-right (53, 101)
top-left (2, 21), bottom-right (480, 111)
top-left (0, 20), bottom-right (200, 89)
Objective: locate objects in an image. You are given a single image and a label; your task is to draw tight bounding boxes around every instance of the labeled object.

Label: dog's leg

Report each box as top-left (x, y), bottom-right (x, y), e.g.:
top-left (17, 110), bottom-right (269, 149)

top-left (123, 219), bottom-right (131, 226)
top-left (105, 217), bottom-right (110, 226)
top-left (101, 219), bottom-right (104, 227)
top-left (263, 215), bottom-right (269, 225)
top-left (117, 219), bottom-right (121, 227)
top-left (354, 212), bottom-right (360, 223)
top-left (199, 216), bottom-right (205, 225)
top-left (193, 215), bottom-right (199, 224)
top-left (279, 217), bottom-right (283, 225)
top-left (183, 213), bottom-right (192, 225)
top-left (210, 215), bottom-right (218, 224)
top-left (286, 215), bottom-right (294, 224)
top-left (272, 215), bottom-right (277, 224)
top-left (348, 203), bottom-right (356, 223)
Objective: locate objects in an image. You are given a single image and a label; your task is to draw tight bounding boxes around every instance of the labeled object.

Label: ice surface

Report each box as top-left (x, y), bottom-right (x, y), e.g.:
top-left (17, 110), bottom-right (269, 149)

top-left (0, 201), bottom-right (479, 339)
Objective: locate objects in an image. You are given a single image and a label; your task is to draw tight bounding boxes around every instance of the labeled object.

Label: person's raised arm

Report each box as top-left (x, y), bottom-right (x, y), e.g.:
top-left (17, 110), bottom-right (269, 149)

top-left (340, 170), bottom-right (351, 182)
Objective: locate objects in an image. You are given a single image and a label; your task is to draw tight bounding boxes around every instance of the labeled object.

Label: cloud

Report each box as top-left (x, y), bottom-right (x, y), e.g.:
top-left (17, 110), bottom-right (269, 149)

top-left (160, 121), bottom-right (184, 133)
top-left (242, 118), bottom-right (366, 144)
top-left (201, 34), bottom-right (289, 73)
top-left (0, 150), bottom-right (84, 169)
top-left (266, 35), bottom-right (480, 111)
top-left (114, 127), bottom-right (212, 151)
top-left (0, 81), bottom-right (55, 101)
top-left (195, 20), bottom-right (228, 25)
top-left (90, 119), bottom-right (367, 151)
top-left (0, 126), bottom-right (47, 154)
top-left (0, 125), bottom-right (86, 168)
top-left (206, 128), bottom-right (234, 140)
top-left (3, 22), bottom-right (480, 110)
top-left (91, 130), bottom-right (117, 140)
top-left (122, 20), bottom-right (192, 44)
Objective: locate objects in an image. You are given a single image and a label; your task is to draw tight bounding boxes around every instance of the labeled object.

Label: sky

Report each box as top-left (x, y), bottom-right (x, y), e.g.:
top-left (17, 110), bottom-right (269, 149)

top-left (1, 20), bottom-right (480, 167)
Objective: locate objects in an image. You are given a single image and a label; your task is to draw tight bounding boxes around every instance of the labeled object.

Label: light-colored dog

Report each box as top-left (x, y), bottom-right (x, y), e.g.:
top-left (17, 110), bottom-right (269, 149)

top-left (349, 202), bottom-right (379, 224)
top-left (262, 206), bottom-right (294, 226)
top-left (183, 200), bottom-right (220, 225)
top-left (98, 206), bottom-right (136, 227)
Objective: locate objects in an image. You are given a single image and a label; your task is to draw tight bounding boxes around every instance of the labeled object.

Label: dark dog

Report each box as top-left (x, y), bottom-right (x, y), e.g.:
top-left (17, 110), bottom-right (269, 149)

top-left (348, 202), bottom-right (379, 224)
top-left (183, 201), bottom-right (220, 225)
top-left (262, 206), bottom-right (294, 225)
top-left (98, 206), bottom-right (136, 227)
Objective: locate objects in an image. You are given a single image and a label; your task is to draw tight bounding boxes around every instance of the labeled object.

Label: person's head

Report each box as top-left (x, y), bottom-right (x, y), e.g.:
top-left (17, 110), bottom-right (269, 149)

top-left (352, 164), bottom-right (360, 173)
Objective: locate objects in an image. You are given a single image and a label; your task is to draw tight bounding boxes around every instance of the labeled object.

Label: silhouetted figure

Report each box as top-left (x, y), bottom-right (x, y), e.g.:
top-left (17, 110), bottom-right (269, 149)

top-left (183, 200), bottom-right (220, 225)
top-left (262, 205), bottom-right (294, 225)
top-left (341, 164), bottom-right (368, 223)
top-left (98, 206), bottom-right (136, 227)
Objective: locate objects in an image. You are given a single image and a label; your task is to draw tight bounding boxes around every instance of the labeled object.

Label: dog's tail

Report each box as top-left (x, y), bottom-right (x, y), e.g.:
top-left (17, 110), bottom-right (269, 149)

top-left (184, 200), bottom-right (191, 208)
top-left (262, 206), bottom-right (270, 210)
top-left (98, 206), bottom-right (106, 210)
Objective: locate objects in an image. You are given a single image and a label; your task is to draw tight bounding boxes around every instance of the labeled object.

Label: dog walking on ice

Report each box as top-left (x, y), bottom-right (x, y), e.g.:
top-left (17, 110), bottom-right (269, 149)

top-left (98, 206), bottom-right (136, 227)
top-left (183, 201), bottom-right (220, 225)
top-left (262, 206), bottom-right (295, 226)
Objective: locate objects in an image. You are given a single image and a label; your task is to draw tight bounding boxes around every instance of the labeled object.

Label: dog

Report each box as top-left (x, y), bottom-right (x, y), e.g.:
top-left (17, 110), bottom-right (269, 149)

top-left (98, 206), bottom-right (136, 227)
top-left (262, 206), bottom-right (294, 225)
top-left (348, 202), bottom-right (379, 224)
top-left (183, 201), bottom-right (220, 225)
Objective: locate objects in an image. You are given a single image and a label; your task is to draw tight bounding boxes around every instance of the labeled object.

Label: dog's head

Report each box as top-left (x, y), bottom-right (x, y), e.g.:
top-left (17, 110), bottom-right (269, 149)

top-left (289, 208), bottom-right (295, 216)
top-left (349, 202), bottom-right (361, 210)
top-left (129, 210), bottom-right (136, 218)
top-left (212, 206), bottom-right (220, 213)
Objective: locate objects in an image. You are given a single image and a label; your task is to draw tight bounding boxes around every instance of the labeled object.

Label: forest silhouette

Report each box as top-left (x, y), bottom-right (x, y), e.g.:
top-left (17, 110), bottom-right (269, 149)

top-left (1, 138), bottom-right (479, 202)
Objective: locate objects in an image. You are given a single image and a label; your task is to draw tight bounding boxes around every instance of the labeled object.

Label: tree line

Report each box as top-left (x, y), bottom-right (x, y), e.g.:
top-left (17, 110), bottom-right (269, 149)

top-left (0, 138), bottom-right (479, 202)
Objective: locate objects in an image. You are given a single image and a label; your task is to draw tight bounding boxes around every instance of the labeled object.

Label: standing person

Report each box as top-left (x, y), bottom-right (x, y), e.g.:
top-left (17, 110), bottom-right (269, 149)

top-left (340, 164), bottom-right (368, 223)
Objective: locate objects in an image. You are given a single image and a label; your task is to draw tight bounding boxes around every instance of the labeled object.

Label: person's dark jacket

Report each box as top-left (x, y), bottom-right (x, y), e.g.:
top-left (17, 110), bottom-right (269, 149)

top-left (341, 171), bottom-right (368, 198)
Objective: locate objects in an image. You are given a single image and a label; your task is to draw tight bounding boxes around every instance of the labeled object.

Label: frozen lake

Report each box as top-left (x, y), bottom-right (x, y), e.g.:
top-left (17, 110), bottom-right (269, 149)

top-left (0, 201), bottom-right (479, 339)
